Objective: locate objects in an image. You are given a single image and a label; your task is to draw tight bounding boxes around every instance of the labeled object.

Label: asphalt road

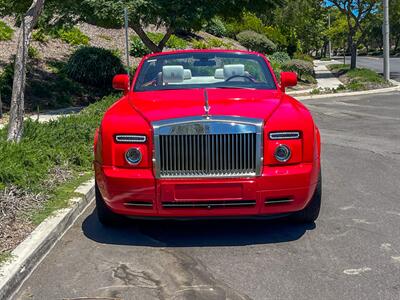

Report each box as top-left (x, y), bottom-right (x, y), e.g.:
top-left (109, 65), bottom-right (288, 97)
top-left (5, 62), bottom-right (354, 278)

top-left (14, 92), bottom-right (400, 300)
top-left (338, 56), bottom-right (400, 82)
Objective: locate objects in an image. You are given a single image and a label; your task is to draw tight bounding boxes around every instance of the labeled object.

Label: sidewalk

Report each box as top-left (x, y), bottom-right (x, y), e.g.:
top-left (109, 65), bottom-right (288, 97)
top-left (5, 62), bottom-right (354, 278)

top-left (0, 106), bottom-right (83, 130)
top-left (313, 59), bottom-right (342, 89)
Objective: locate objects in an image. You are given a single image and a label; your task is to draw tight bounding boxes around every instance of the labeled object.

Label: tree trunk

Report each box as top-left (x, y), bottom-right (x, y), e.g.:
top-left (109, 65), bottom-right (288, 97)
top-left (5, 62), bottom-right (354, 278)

top-left (7, 0), bottom-right (45, 142)
top-left (131, 23), bottom-right (173, 53)
top-left (350, 43), bottom-right (357, 69)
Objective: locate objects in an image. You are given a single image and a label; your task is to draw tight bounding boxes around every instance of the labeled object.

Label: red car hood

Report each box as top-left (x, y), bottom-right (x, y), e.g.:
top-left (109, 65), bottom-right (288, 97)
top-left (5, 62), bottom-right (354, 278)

top-left (129, 88), bottom-right (282, 123)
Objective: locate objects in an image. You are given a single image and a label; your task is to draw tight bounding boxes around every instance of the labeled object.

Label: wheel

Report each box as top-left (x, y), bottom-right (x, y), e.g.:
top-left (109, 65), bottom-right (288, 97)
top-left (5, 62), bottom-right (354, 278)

top-left (291, 171), bottom-right (322, 223)
top-left (95, 182), bottom-right (119, 226)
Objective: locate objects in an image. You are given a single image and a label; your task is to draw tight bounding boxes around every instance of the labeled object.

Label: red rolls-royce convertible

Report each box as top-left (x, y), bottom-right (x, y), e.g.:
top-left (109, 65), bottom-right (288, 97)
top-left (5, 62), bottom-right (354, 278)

top-left (94, 49), bottom-right (321, 225)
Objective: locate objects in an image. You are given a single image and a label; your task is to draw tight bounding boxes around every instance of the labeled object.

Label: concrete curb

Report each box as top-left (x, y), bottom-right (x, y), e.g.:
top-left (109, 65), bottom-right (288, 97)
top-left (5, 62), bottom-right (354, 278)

top-left (0, 179), bottom-right (95, 300)
top-left (297, 85), bottom-right (400, 101)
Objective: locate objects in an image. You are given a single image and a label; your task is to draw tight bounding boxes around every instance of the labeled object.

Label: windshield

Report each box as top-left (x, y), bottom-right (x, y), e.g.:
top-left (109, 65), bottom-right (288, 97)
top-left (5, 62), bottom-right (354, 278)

top-left (134, 52), bottom-right (276, 91)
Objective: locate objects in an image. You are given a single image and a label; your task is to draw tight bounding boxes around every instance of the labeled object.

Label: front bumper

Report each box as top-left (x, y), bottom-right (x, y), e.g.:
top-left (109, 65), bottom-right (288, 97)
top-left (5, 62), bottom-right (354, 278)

top-left (94, 161), bottom-right (319, 218)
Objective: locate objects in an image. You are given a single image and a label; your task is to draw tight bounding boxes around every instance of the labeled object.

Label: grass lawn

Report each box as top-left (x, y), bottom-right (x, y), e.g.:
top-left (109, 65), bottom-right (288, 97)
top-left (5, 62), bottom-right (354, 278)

top-left (327, 64), bottom-right (391, 91)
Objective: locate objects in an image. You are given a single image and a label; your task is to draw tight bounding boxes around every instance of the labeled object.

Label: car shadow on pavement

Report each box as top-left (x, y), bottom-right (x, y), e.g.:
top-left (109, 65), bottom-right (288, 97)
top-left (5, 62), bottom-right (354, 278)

top-left (82, 208), bottom-right (315, 247)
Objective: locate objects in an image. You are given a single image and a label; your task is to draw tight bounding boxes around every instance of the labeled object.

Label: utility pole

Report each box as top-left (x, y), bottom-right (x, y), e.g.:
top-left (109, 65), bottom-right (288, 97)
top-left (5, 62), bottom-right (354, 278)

top-left (383, 0), bottom-right (390, 80)
top-left (124, 8), bottom-right (131, 80)
top-left (328, 13), bottom-right (332, 59)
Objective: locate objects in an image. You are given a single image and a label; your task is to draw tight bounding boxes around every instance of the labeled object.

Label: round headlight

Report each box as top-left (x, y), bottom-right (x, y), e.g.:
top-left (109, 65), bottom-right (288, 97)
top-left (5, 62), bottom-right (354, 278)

top-left (125, 148), bottom-right (142, 165)
top-left (274, 144), bottom-right (291, 162)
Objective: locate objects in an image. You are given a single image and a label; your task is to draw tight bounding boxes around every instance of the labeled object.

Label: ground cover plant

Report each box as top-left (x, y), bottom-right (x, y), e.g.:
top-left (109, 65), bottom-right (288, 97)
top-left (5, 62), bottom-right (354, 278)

top-left (0, 94), bottom-right (117, 258)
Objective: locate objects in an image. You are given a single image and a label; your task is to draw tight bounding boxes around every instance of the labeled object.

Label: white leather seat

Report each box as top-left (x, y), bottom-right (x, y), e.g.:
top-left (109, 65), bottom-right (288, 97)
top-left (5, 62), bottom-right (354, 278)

top-left (223, 64), bottom-right (245, 79)
top-left (183, 69), bottom-right (192, 80)
top-left (162, 65), bottom-right (184, 84)
top-left (214, 68), bottom-right (224, 79)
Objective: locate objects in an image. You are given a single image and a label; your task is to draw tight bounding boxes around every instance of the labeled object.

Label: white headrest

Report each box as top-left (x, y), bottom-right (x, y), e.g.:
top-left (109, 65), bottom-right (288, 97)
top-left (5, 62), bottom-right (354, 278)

top-left (162, 65), bottom-right (184, 83)
top-left (183, 69), bottom-right (192, 80)
top-left (223, 64), bottom-right (245, 79)
top-left (214, 68), bottom-right (224, 79)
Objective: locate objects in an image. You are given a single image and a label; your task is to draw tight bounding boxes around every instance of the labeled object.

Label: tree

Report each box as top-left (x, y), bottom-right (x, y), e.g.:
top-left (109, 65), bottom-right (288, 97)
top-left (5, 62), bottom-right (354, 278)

top-left (329, 0), bottom-right (378, 69)
top-left (4, 0), bottom-right (45, 142)
top-left (81, 0), bottom-right (281, 53)
top-left (269, 0), bottom-right (327, 56)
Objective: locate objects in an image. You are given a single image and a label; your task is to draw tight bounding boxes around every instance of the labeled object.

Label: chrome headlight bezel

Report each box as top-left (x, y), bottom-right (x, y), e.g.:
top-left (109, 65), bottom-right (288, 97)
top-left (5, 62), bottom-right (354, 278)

top-left (274, 144), bottom-right (291, 162)
top-left (125, 147), bottom-right (143, 165)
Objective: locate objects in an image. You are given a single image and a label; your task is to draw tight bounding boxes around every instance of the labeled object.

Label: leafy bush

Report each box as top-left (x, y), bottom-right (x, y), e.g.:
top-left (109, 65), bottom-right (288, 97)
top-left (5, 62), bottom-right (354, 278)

top-left (56, 27), bottom-right (89, 46)
top-left (130, 33), bottom-right (187, 57)
top-left (236, 30), bottom-right (276, 54)
top-left (293, 52), bottom-right (313, 63)
top-left (146, 32), bottom-right (188, 49)
top-left (204, 17), bottom-right (227, 37)
top-left (281, 59), bottom-right (315, 82)
top-left (28, 46), bottom-right (40, 60)
top-left (0, 94), bottom-right (117, 191)
top-left (66, 47), bottom-right (125, 89)
top-left (0, 20), bottom-right (13, 41)
top-left (207, 38), bottom-right (224, 48)
top-left (191, 39), bottom-right (210, 49)
top-left (269, 52), bottom-right (290, 65)
top-left (130, 36), bottom-right (151, 57)
top-left (32, 29), bottom-right (49, 43)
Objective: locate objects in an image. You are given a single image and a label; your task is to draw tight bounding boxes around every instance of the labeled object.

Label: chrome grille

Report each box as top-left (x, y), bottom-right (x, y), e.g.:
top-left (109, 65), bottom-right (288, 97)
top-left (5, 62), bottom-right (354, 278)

top-left (153, 116), bottom-right (263, 178)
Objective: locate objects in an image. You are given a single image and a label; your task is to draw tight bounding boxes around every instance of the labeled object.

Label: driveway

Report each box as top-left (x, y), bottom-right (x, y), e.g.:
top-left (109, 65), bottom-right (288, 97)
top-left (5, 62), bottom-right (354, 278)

top-left (338, 56), bottom-right (400, 82)
top-left (14, 92), bottom-right (400, 300)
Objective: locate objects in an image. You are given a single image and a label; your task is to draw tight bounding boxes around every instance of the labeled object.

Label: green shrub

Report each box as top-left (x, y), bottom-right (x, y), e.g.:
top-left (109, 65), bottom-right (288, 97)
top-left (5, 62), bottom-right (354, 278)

top-left (269, 52), bottom-right (290, 65)
top-left (56, 27), bottom-right (89, 46)
top-left (281, 59), bottom-right (315, 82)
top-left (0, 95), bottom-right (117, 191)
top-left (0, 20), bottom-right (13, 41)
top-left (191, 39), bottom-right (210, 49)
top-left (32, 29), bottom-right (49, 43)
top-left (204, 17), bottom-right (227, 37)
top-left (207, 38), bottom-right (224, 48)
top-left (146, 32), bottom-right (188, 49)
top-left (0, 63), bottom-right (14, 107)
top-left (130, 33), bottom-right (188, 57)
top-left (166, 34), bottom-right (188, 49)
top-left (236, 30), bottom-right (276, 54)
top-left (130, 36), bottom-right (151, 57)
top-left (66, 47), bottom-right (125, 89)
top-left (28, 46), bottom-right (40, 60)
top-left (293, 52), bottom-right (313, 63)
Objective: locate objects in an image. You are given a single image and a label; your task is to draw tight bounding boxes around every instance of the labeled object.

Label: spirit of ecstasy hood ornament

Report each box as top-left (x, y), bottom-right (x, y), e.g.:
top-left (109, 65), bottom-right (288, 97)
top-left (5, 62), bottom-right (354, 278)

top-left (204, 89), bottom-right (211, 119)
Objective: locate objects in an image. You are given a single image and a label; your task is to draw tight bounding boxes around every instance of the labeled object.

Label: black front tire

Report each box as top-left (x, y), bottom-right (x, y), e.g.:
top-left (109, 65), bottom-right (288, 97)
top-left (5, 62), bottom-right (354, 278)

top-left (291, 171), bottom-right (322, 223)
top-left (95, 182), bottom-right (119, 226)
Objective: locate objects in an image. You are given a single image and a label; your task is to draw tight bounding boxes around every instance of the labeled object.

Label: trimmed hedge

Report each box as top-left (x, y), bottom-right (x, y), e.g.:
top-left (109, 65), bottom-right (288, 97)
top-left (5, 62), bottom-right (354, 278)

top-left (282, 59), bottom-right (315, 82)
top-left (66, 47), bottom-right (125, 89)
top-left (269, 52), bottom-right (291, 65)
top-left (236, 30), bottom-right (276, 54)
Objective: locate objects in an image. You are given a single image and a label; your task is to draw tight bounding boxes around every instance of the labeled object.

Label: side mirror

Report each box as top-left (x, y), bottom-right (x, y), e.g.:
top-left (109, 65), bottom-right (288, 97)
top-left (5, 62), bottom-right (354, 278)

top-left (280, 72), bottom-right (297, 93)
top-left (112, 74), bottom-right (130, 93)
